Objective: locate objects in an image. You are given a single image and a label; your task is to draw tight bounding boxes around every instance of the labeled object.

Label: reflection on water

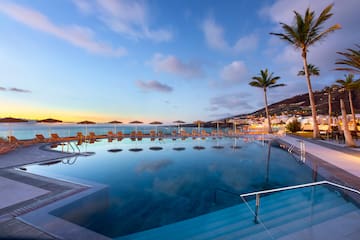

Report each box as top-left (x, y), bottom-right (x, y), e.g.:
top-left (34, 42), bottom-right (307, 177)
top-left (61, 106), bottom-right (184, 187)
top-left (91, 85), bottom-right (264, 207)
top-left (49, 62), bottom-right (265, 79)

top-left (25, 138), bottom-right (318, 238)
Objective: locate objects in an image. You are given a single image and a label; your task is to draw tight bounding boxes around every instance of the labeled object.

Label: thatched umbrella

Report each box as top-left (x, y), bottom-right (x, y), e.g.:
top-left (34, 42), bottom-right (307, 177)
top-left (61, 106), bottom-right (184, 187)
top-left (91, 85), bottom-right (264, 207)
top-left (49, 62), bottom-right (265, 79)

top-left (194, 120), bottom-right (205, 133)
top-left (129, 120), bottom-right (143, 132)
top-left (173, 120), bottom-right (186, 133)
top-left (108, 120), bottom-right (122, 133)
top-left (77, 120), bottom-right (96, 136)
top-left (212, 120), bottom-right (224, 134)
top-left (149, 121), bottom-right (163, 134)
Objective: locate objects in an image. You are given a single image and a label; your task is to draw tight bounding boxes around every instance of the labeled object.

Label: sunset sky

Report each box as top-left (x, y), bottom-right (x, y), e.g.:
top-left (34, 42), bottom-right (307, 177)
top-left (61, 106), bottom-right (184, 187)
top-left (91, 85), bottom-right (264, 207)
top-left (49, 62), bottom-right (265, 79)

top-left (0, 0), bottom-right (359, 123)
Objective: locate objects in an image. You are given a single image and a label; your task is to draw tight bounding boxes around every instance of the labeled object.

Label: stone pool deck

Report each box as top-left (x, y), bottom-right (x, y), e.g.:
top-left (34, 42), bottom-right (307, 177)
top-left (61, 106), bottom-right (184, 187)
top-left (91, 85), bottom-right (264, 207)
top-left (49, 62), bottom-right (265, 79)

top-left (0, 137), bottom-right (359, 239)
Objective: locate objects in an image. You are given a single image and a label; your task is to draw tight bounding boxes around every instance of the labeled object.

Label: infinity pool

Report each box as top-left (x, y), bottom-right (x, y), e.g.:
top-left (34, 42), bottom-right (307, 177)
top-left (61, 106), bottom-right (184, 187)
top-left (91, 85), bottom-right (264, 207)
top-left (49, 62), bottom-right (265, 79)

top-left (25, 137), bottom-right (318, 238)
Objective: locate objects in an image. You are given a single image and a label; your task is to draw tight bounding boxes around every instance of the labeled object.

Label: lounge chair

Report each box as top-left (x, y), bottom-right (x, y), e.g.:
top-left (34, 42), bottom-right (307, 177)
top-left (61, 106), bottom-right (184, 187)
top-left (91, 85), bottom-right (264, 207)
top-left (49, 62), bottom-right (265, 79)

top-left (149, 130), bottom-right (156, 138)
top-left (35, 134), bottom-right (48, 143)
top-left (7, 136), bottom-right (34, 146)
top-left (180, 130), bottom-right (190, 138)
top-left (108, 131), bottom-right (115, 138)
top-left (201, 129), bottom-right (210, 137)
top-left (191, 129), bottom-right (199, 139)
top-left (130, 131), bottom-right (136, 141)
top-left (137, 131), bottom-right (143, 141)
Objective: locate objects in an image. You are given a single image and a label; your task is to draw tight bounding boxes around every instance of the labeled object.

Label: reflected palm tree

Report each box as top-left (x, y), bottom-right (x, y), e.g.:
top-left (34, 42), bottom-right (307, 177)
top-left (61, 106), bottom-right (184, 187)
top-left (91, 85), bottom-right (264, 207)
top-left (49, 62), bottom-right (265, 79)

top-left (270, 4), bottom-right (340, 138)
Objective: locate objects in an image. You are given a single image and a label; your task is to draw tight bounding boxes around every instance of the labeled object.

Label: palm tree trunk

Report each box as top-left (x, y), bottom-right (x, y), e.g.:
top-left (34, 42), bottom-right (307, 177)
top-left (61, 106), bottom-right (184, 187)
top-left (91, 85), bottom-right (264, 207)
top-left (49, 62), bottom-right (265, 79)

top-left (348, 90), bottom-right (357, 131)
top-left (328, 91), bottom-right (332, 132)
top-left (340, 99), bottom-right (356, 147)
top-left (301, 51), bottom-right (319, 138)
top-left (264, 89), bottom-right (272, 133)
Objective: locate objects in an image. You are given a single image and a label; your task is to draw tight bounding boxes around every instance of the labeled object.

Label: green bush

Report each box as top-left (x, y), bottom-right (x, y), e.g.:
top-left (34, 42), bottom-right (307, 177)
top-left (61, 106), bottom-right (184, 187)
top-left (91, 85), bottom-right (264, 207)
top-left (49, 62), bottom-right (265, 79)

top-left (286, 119), bottom-right (302, 133)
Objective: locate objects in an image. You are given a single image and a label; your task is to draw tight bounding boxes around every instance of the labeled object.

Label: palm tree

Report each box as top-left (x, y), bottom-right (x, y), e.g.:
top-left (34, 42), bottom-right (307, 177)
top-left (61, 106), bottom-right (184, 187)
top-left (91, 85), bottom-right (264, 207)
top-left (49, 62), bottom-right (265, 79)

top-left (336, 45), bottom-right (360, 74)
top-left (249, 69), bottom-right (285, 133)
top-left (323, 85), bottom-right (335, 132)
top-left (270, 4), bottom-right (340, 138)
top-left (336, 74), bottom-right (359, 129)
top-left (297, 64), bottom-right (320, 77)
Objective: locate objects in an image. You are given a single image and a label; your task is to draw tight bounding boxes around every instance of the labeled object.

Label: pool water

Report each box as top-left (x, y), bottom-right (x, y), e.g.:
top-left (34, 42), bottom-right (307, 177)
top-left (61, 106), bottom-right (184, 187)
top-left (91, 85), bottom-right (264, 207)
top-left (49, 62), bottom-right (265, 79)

top-left (25, 137), bottom-right (318, 238)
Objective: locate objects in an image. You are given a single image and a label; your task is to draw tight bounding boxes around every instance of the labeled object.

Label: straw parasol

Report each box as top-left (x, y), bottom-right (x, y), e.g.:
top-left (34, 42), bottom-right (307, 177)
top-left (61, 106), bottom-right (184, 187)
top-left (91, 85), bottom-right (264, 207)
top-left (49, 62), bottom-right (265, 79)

top-left (194, 120), bottom-right (205, 133)
top-left (149, 121), bottom-right (163, 134)
top-left (108, 120), bottom-right (122, 133)
top-left (173, 120), bottom-right (186, 133)
top-left (212, 120), bottom-right (224, 134)
top-left (129, 120), bottom-right (143, 132)
top-left (77, 120), bottom-right (96, 136)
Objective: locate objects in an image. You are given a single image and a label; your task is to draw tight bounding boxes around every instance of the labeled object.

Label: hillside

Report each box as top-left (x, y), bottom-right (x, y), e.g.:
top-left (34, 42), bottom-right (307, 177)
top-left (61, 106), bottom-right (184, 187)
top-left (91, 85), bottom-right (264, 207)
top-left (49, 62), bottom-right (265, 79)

top-left (234, 87), bottom-right (360, 118)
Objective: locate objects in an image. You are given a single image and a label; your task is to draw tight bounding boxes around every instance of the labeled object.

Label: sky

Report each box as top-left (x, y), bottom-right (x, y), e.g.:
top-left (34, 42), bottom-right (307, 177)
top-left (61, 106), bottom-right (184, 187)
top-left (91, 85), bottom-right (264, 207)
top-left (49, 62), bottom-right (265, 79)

top-left (0, 0), bottom-right (359, 123)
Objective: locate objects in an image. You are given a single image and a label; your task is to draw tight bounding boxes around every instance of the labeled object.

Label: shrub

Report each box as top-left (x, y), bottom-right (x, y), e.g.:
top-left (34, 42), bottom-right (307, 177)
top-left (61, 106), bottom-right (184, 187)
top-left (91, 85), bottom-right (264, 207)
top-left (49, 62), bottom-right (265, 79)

top-left (286, 119), bottom-right (301, 133)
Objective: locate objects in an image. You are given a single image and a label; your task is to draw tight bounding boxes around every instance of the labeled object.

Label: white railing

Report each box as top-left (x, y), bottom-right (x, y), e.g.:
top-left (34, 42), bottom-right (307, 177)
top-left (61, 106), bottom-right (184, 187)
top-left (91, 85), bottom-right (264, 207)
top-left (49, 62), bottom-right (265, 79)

top-left (240, 181), bottom-right (360, 223)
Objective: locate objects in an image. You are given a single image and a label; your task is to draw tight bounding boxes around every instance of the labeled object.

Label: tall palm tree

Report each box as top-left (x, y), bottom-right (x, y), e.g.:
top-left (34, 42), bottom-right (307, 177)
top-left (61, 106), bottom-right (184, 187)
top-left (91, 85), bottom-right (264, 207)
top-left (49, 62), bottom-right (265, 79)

top-left (297, 64), bottom-right (320, 77)
top-left (270, 4), bottom-right (340, 138)
top-left (249, 69), bottom-right (285, 133)
top-left (336, 45), bottom-right (360, 74)
top-left (323, 85), bottom-right (335, 131)
top-left (336, 74), bottom-right (359, 128)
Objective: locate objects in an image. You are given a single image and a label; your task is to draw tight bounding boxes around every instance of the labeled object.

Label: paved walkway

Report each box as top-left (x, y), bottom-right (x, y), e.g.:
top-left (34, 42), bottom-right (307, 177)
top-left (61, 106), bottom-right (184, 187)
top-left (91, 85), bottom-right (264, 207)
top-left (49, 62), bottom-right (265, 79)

top-left (0, 144), bottom-right (76, 169)
top-left (280, 135), bottom-right (360, 178)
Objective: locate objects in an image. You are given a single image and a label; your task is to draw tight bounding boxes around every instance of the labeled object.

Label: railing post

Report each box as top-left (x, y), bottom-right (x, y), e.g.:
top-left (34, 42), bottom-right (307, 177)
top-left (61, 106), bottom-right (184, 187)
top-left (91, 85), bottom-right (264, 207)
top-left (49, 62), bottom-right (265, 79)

top-left (254, 193), bottom-right (260, 224)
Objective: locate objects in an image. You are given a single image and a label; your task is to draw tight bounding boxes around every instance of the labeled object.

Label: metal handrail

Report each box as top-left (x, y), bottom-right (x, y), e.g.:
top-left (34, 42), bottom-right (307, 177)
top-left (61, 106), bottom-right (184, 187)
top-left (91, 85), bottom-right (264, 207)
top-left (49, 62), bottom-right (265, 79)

top-left (240, 180), bottom-right (360, 197)
top-left (240, 180), bottom-right (360, 224)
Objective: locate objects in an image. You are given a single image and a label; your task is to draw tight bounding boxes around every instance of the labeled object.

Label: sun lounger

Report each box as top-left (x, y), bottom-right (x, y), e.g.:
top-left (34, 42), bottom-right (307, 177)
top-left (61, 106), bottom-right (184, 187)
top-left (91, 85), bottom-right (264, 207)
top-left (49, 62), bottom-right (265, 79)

top-left (7, 136), bottom-right (35, 146)
top-left (35, 134), bottom-right (48, 143)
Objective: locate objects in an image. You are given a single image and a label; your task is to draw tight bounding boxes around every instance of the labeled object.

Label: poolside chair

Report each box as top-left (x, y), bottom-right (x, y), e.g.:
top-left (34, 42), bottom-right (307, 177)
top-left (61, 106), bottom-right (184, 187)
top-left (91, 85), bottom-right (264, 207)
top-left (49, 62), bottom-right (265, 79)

top-left (201, 129), bottom-right (210, 137)
top-left (35, 134), bottom-right (48, 143)
top-left (116, 131), bottom-right (124, 141)
top-left (137, 131), bottom-right (143, 141)
top-left (180, 130), bottom-right (190, 139)
top-left (77, 132), bottom-right (85, 141)
top-left (157, 130), bottom-right (164, 140)
top-left (191, 129), bottom-right (199, 139)
top-left (50, 133), bottom-right (63, 142)
top-left (149, 130), bottom-right (156, 138)
top-left (108, 131), bottom-right (115, 138)
top-left (7, 136), bottom-right (34, 146)
top-left (130, 131), bottom-right (136, 141)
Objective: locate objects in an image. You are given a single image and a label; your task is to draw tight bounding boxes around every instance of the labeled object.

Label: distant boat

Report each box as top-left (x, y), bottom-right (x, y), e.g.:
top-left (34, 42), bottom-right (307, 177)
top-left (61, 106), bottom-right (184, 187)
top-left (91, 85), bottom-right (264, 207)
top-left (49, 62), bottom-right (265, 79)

top-left (0, 117), bottom-right (28, 123)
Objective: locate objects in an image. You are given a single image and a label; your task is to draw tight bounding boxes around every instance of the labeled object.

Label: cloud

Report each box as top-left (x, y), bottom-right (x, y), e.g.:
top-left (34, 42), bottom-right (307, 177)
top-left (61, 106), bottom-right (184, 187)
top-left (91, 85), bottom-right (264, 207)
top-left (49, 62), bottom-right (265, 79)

top-left (9, 88), bottom-right (31, 93)
top-left (136, 80), bottom-right (173, 93)
top-left (234, 34), bottom-right (259, 52)
top-left (73, 0), bottom-right (172, 42)
top-left (201, 16), bottom-right (229, 51)
top-left (0, 86), bottom-right (31, 93)
top-left (209, 93), bottom-right (253, 111)
top-left (72, 0), bottom-right (93, 15)
top-left (201, 16), bottom-right (259, 53)
top-left (220, 61), bottom-right (248, 84)
top-left (262, 0), bottom-right (360, 91)
top-left (136, 159), bottom-right (173, 173)
top-left (149, 53), bottom-right (204, 79)
top-left (0, 2), bottom-right (126, 57)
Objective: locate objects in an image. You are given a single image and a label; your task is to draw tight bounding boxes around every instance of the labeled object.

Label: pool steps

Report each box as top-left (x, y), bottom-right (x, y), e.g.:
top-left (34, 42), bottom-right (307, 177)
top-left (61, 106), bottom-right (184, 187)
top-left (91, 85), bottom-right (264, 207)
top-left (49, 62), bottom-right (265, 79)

top-left (117, 186), bottom-right (360, 240)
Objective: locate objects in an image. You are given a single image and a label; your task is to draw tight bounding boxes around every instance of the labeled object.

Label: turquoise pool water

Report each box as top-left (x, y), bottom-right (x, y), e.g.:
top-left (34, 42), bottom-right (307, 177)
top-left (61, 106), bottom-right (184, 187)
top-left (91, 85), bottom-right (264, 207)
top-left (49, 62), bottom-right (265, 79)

top-left (24, 137), bottom-right (318, 238)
